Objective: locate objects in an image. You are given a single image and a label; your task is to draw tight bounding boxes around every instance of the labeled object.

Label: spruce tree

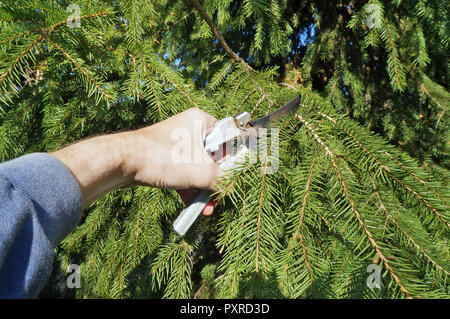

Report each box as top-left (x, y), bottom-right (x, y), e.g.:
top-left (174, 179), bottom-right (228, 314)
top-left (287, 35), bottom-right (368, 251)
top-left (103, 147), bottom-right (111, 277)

top-left (0, 0), bottom-right (448, 298)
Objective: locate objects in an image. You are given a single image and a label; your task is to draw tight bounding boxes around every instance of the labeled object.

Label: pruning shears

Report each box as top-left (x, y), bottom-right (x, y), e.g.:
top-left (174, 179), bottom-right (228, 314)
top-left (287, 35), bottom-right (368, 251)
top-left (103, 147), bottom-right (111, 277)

top-left (173, 95), bottom-right (302, 236)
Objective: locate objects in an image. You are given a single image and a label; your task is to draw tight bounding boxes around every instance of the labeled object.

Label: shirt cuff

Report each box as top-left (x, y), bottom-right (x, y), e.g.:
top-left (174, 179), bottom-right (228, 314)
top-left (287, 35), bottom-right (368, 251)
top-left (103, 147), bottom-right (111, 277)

top-left (0, 153), bottom-right (83, 246)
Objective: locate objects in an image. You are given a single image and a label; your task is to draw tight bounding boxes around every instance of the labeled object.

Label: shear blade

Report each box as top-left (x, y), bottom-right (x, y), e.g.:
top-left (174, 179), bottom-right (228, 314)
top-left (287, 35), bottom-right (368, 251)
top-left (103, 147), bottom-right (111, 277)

top-left (247, 95), bottom-right (301, 129)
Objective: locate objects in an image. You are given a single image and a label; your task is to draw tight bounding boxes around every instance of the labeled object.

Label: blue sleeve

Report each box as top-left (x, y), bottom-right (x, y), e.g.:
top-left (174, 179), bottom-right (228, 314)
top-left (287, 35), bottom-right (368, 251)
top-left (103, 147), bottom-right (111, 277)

top-left (0, 153), bottom-right (82, 298)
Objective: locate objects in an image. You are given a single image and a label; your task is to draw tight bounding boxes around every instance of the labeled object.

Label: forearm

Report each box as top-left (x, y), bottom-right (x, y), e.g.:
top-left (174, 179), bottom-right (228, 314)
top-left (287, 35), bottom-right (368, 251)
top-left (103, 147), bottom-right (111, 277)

top-left (50, 132), bottom-right (136, 209)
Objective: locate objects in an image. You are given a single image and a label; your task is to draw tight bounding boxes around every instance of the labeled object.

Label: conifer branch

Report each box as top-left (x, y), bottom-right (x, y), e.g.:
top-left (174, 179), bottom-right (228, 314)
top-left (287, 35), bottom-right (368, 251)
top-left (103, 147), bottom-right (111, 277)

top-left (130, 0), bottom-right (138, 48)
top-left (0, 35), bottom-right (43, 89)
top-left (57, 117), bottom-right (88, 148)
top-left (148, 78), bottom-right (163, 119)
top-left (294, 114), bottom-right (332, 157)
top-left (330, 148), bottom-right (413, 298)
top-left (419, 82), bottom-right (446, 111)
top-left (315, 110), bottom-right (450, 228)
top-left (140, 53), bottom-right (202, 109)
top-left (381, 150), bottom-right (447, 204)
top-left (1, 30), bottom-right (34, 44)
top-left (295, 149), bottom-right (320, 238)
top-left (382, 18), bottom-right (406, 91)
top-left (369, 175), bottom-right (450, 276)
top-left (46, 12), bottom-right (111, 33)
top-left (296, 113), bottom-right (414, 298)
top-left (229, 69), bottom-right (247, 100)
top-left (1, 11), bottom-right (110, 45)
top-left (189, 0), bottom-right (254, 71)
top-left (280, 148), bottom-right (320, 290)
top-left (255, 175), bottom-right (265, 274)
top-left (388, 175), bottom-right (450, 228)
top-left (48, 39), bottom-right (111, 100)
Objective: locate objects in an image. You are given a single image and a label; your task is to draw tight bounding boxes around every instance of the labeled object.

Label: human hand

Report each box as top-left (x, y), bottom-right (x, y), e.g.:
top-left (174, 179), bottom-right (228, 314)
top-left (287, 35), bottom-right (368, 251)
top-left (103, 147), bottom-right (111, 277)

top-left (125, 108), bottom-right (222, 190)
top-left (124, 108), bottom-right (223, 216)
top-left (51, 108), bottom-right (223, 211)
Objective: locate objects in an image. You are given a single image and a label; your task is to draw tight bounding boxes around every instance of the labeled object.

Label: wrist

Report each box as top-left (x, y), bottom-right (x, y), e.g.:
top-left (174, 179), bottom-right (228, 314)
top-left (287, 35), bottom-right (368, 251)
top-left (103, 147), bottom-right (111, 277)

top-left (119, 125), bottom-right (164, 187)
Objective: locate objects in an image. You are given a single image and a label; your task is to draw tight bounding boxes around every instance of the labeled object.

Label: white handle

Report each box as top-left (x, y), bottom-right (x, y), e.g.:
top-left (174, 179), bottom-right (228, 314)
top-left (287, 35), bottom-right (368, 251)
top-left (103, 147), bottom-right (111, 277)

top-left (173, 113), bottom-right (251, 236)
top-left (173, 190), bottom-right (212, 236)
top-left (173, 146), bottom-right (249, 236)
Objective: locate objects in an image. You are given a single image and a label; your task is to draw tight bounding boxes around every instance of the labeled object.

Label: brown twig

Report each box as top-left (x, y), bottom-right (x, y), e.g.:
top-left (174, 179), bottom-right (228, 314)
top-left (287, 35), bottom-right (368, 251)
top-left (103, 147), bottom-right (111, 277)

top-left (189, 0), bottom-right (254, 71)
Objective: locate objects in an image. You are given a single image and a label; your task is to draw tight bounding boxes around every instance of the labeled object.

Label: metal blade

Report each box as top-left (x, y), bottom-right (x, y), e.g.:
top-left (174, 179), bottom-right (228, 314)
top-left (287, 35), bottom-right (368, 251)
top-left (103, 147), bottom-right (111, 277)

top-left (248, 95), bottom-right (300, 128)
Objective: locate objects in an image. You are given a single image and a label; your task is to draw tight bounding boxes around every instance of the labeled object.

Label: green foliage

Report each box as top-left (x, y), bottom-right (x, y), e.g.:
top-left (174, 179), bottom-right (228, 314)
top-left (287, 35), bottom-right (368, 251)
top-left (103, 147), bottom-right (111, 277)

top-left (0, 0), bottom-right (448, 299)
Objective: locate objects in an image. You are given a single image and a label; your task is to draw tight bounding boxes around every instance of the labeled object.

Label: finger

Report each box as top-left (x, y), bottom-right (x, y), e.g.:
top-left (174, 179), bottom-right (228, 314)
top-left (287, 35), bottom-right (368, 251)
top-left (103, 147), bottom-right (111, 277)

top-left (201, 193), bottom-right (224, 216)
top-left (201, 199), bottom-right (215, 216)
